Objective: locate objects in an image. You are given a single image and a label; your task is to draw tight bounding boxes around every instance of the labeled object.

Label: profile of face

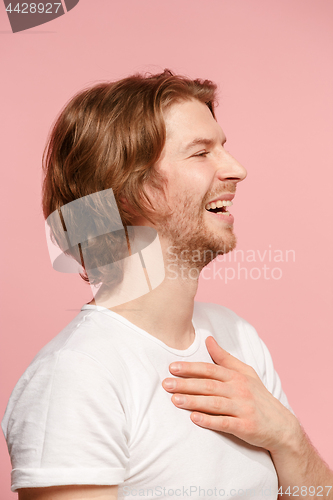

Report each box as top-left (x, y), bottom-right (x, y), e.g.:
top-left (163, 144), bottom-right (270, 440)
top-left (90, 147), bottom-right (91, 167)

top-left (137, 98), bottom-right (247, 271)
top-left (46, 97), bottom-right (247, 306)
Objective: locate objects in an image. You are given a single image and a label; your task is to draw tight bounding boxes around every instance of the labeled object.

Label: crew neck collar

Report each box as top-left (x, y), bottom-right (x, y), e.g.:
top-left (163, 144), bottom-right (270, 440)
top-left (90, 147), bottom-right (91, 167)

top-left (81, 303), bottom-right (201, 357)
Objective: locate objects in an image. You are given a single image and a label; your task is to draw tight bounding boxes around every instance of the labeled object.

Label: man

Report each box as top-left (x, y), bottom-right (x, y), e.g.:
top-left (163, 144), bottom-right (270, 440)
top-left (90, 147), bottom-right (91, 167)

top-left (2, 70), bottom-right (332, 500)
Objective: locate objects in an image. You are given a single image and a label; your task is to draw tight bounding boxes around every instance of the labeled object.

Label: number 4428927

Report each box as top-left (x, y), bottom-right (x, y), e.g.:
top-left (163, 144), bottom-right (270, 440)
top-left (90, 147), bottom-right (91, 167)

top-left (6, 3), bottom-right (62, 14)
top-left (278, 485), bottom-right (332, 496)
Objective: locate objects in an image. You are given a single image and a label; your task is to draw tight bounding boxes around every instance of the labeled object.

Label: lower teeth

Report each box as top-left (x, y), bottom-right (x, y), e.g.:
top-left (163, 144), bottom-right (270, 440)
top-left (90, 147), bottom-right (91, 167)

top-left (207, 209), bottom-right (231, 215)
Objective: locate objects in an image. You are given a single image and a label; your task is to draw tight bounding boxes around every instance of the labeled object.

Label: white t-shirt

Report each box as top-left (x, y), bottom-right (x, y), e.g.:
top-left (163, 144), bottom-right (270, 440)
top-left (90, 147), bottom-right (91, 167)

top-left (1, 302), bottom-right (294, 499)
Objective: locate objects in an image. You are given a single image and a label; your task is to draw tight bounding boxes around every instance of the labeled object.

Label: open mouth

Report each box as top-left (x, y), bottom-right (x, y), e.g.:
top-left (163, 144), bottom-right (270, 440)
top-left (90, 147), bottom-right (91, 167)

top-left (205, 200), bottom-right (233, 216)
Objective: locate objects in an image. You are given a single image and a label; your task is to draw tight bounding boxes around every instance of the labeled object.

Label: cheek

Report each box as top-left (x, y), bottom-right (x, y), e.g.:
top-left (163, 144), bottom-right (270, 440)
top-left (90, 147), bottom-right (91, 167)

top-left (181, 164), bottom-right (215, 194)
top-left (157, 162), bottom-right (215, 202)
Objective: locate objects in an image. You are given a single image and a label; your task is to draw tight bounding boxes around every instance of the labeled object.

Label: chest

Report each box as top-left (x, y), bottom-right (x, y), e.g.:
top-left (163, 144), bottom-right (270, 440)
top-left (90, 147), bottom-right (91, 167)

top-left (120, 363), bottom-right (278, 499)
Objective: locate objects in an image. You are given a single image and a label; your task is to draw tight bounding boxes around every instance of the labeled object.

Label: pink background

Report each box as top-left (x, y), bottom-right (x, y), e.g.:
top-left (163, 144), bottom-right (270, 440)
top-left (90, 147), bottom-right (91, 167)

top-left (1, 0), bottom-right (332, 497)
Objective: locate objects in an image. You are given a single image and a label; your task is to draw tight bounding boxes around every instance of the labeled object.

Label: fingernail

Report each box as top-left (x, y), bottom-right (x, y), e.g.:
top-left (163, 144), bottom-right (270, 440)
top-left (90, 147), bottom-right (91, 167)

top-left (163, 379), bottom-right (176, 389)
top-left (192, 413), bottom-right (202, 423)
top-left (170, 363), bottom-right (181, 372)
top-left (174, 395), bottom-right (185, 405)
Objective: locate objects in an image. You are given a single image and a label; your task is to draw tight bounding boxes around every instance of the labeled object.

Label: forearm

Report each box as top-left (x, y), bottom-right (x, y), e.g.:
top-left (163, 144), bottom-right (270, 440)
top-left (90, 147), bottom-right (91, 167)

top-left (270, 418), bottom-right (333, 499)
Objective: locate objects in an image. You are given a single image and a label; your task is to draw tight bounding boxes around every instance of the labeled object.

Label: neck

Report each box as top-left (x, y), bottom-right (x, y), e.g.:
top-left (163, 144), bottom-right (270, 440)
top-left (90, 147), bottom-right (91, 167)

top-left (115, 274), bottom-right (198, 349)
top-left (89, 262), bottom-right (200, 350)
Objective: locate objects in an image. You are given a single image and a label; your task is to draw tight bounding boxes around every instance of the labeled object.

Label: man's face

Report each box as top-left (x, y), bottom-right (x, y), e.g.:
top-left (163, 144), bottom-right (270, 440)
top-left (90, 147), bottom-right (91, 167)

top-left (144, 98), bottom-right (247, 270)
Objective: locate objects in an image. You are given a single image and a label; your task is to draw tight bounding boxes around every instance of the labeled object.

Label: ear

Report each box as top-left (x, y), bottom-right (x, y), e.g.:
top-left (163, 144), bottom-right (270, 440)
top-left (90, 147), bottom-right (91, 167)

top-left (119, 196), bottom-right (141, 218)
top-left (119, 196), bottom-right (129, 207)
top-left (119, 196), bottom-right (134, 212)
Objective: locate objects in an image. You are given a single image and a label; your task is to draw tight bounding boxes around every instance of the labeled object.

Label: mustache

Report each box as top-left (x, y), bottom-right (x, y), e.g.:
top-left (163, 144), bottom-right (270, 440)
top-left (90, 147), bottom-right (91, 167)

top-left (203, 182), bottom-right (237, 205)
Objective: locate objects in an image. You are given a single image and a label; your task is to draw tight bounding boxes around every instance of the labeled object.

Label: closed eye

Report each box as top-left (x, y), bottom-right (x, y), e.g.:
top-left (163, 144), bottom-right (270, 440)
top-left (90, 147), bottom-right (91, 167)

top-left (193, 142), bottom-right (227, 158)
top-left (193, 151), bottom-right (210, 157)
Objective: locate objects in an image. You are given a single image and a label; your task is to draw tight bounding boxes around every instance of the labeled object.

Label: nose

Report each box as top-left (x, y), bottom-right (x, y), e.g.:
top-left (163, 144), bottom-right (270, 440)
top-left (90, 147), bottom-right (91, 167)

top-left (216, 150), bottom-right (247, 183)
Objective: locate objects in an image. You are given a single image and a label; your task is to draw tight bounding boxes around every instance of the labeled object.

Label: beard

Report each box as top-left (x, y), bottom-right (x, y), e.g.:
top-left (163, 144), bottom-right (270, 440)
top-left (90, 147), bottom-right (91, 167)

top-left (155, 183), bottom-right (237, 274)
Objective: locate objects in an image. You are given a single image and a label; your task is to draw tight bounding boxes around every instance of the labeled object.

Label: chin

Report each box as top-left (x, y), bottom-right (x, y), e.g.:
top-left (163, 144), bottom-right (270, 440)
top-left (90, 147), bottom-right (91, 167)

top-left (209, 226), bottom-right (237, 254)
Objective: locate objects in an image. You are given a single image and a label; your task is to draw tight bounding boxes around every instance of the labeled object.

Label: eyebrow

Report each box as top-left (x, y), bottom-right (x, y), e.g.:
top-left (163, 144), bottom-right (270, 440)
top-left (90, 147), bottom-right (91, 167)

top-left (181, 137), bottom-right (227, 155)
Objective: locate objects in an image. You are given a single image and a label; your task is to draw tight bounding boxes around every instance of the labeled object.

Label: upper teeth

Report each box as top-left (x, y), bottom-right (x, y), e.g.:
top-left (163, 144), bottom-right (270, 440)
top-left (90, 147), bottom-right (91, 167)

top-left (205, 200), bottom-right (233, 210)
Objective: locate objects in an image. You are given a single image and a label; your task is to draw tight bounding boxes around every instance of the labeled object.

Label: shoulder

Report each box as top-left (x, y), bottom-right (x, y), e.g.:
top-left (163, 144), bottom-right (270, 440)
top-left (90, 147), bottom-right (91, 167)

top-left (1, 308), bottom-right (131, 438)
top-left (29, 306), bottom-right (131, 370)
top-left (1, 313), bottom-right (131, 492)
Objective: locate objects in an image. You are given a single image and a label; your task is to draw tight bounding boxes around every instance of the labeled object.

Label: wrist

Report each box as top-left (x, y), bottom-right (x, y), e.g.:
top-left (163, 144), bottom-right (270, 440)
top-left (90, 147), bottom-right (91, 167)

top-left (269, 414), bottom-right (305, 459)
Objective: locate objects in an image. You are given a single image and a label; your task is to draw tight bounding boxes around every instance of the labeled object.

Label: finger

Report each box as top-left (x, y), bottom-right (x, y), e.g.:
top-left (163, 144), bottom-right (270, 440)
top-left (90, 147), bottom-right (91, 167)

top-left (171, 393), bottom-right (237, 416)
top-left (162, 377), bottom-right (232, 398)
top-left (190, 412), bottom-right (242, 436)
top-left (169, 360), bottom-right (232, 382)
top-left (205, 336), bottom-right (254, 376)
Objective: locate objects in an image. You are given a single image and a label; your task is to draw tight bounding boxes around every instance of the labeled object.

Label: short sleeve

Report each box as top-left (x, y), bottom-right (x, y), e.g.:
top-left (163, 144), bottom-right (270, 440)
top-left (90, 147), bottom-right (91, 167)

top-left (2, 349), bottom-right (130, 492)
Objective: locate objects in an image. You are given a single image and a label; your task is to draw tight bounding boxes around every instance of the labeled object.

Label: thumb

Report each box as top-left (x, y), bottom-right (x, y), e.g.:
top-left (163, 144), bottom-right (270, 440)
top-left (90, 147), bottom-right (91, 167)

top-left (205, 337), bottom-right (249, 374)
top-left (205, 336), bottom-right (231, 366)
